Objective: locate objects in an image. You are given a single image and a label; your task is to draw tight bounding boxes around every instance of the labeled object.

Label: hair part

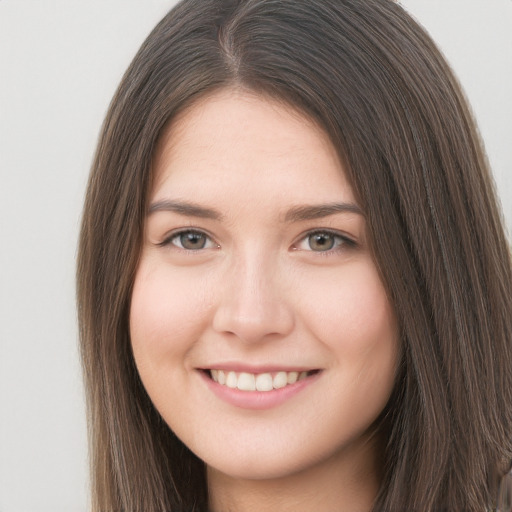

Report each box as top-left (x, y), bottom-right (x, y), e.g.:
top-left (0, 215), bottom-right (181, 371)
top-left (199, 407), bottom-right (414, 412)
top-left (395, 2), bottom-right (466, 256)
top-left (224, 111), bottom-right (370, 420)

top-left (77, 1), bottom-right (512, 510)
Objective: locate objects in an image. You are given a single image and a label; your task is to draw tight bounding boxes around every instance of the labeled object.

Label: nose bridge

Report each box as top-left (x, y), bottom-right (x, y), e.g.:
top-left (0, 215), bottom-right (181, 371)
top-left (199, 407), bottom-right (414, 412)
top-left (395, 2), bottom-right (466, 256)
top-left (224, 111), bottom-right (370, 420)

top-left (212, 244), bottom-right (294, 343)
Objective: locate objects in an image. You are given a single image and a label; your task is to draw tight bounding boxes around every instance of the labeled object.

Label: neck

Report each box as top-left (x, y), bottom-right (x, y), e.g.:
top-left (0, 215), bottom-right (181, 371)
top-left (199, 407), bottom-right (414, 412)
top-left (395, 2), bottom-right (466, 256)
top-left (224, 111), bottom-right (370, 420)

top-left (207, 434), bottom-right (382, 512)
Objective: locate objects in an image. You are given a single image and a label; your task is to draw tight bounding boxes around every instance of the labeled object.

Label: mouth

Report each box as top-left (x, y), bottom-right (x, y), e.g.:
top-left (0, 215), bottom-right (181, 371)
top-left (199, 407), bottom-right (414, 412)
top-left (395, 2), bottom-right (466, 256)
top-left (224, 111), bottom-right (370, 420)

top-left (203, 369), bottom-right (320, 392)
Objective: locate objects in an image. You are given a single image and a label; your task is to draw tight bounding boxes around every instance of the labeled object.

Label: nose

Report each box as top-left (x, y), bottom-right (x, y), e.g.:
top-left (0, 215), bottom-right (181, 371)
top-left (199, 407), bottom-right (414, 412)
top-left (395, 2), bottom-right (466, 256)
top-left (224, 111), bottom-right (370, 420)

top-left (212, 251), bottom-right (295, 344)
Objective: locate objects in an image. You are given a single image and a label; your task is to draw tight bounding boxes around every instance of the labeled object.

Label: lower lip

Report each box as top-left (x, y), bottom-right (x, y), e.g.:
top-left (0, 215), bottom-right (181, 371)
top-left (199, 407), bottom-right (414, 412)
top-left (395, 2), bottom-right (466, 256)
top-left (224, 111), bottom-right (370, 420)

top-left (198, 370), bottom-right (321, 410)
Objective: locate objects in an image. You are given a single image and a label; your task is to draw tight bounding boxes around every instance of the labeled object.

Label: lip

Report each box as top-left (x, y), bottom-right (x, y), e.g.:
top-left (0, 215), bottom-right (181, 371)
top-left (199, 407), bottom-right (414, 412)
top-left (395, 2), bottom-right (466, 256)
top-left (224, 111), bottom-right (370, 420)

top-left (203, 363), bottom-right (315, 373)
top-left (198, 368), bottom-right (322, 410)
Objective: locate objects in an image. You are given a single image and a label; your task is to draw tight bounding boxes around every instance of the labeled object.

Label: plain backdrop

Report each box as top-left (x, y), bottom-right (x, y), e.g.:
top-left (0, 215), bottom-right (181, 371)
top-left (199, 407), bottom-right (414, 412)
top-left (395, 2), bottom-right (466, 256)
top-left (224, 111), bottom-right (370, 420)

top-left (0, 1), bottom-right (510, 511)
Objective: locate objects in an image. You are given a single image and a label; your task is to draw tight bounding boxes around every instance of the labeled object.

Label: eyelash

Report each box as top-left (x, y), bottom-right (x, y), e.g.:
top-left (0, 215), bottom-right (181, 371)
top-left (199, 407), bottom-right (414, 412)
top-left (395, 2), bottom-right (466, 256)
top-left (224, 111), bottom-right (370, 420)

top-left (293, 229), bottom-right (357, 254)
top-left (159, 229), bottom-right (218, 251)
top-left (159, 228), bottom-right (356, 254)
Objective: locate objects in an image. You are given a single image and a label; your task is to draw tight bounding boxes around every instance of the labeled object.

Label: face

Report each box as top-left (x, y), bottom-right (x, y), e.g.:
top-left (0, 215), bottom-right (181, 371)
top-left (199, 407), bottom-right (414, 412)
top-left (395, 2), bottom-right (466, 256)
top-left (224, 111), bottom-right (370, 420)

top-left (130, 89), bottom-right (398, 483)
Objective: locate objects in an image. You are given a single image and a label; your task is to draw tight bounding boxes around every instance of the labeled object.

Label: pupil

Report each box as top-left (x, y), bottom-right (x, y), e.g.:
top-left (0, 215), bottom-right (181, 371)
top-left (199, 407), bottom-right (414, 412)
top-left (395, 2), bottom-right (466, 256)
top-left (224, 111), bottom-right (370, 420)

top-left (309, 233), bottom-right (334, 251)
top-left (181, 232), bottom-right (206, 250)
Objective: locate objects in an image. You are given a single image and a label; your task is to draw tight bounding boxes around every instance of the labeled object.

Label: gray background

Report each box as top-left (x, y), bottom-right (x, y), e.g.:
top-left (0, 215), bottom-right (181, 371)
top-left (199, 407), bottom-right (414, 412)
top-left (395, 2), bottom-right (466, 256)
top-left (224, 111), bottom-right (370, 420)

top-left (1, 1), bottom-right (510, 511)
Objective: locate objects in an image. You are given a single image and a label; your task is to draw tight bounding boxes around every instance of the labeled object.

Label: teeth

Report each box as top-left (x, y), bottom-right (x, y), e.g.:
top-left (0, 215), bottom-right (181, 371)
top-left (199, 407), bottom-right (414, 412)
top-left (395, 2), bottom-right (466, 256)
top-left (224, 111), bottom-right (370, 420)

top-left (210, 369), bottom-right (312, 392)
top-left (287, 371), bottom-right (299, 384)
top-left (237, 372), bottom-right (256, 391)
top-left (255, 373), bottom-right (273, 391)
top-left (226, 371), bottom-right (237, 389)
top-left (273, 371), bottom-right (288, 389)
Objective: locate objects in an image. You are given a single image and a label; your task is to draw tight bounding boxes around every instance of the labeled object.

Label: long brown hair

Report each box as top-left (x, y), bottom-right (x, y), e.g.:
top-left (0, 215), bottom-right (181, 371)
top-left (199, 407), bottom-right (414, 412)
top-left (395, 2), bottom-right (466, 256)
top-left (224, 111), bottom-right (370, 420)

top-left (77, 1), bottom-right (512, 510)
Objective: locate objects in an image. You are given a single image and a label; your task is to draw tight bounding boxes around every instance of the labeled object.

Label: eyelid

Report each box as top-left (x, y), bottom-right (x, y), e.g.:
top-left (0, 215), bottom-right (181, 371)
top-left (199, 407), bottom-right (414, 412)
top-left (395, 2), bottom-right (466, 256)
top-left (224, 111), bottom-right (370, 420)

top-left (156, 227), bottom-right (356, 253)
top-left (293, 229), bottom-right (357, 252)
top-left (158, 228), bottom-right (218, 250)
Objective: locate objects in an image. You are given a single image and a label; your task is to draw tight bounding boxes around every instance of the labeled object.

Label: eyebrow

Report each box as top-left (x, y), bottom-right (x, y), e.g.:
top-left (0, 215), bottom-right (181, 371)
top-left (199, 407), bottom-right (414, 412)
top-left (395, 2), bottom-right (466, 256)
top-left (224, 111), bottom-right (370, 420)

top-left (284, 202), bottom-right (364, 222)
top-left (148, 200), bottom-right (223, 220)
top-left (148, 199), bottom-right (363, 222)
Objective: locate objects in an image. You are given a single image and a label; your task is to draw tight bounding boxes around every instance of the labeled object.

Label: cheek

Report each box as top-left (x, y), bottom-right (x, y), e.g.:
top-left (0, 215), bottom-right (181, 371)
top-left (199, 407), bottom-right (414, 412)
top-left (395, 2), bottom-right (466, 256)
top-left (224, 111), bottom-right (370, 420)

top-left (129, 260), bottom-right (214, 363)
top-left (298, 260), bottom-right (398, 364)
top-left (305, 263), bottom-right (399, 433)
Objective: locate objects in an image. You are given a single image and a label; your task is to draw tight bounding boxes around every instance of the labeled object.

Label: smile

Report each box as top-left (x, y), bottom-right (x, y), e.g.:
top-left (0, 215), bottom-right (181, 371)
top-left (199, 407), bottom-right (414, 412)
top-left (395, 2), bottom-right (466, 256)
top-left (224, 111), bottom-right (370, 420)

top-left (200, 367), bottom-right (322, 409)
top-left (209, 369), bottom-right (315, 392)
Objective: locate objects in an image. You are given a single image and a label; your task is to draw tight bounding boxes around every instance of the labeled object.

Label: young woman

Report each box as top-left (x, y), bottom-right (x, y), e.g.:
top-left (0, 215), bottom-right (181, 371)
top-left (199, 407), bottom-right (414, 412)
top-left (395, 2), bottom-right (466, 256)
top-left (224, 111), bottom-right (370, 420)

top-left (77, 1), bottom-right (512, 511)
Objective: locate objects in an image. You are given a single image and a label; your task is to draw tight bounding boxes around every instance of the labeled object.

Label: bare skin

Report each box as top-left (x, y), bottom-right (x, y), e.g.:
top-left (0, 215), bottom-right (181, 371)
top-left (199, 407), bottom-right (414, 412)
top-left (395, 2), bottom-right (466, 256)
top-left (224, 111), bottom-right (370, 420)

top-left (130, 88), bottom-right (398, 512)
top-left (208, 430), bottom-right (382, 512)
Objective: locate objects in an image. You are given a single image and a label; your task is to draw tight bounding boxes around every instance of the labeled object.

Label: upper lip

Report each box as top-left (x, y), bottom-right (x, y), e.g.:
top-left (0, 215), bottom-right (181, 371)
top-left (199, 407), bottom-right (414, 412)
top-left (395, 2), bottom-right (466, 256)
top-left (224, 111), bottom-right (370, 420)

top-left (198, 363), bottom-right (319, 373)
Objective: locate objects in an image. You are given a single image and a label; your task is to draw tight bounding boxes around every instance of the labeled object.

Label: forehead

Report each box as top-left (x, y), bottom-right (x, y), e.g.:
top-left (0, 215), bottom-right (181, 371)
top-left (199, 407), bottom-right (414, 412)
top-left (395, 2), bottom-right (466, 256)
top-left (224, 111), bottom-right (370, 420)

top-left (151, 88), bottom-right (355, 209)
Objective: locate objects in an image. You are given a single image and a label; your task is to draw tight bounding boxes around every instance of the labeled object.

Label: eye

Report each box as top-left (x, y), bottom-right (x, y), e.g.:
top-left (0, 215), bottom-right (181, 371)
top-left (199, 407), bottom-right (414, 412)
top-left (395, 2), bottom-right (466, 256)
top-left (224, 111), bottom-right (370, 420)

top-left (295, 230), bottom-right (355, 252)
top-left (163, 230), bottom-right (217, 251)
